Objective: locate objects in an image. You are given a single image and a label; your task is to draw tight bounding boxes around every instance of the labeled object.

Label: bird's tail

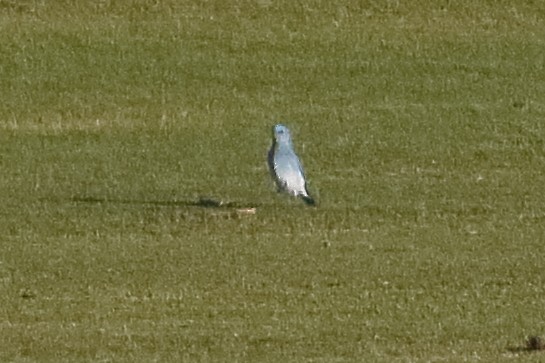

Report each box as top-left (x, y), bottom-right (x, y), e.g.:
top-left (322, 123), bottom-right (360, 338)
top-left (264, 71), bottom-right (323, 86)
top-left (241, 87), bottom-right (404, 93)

top-left (300, 195), bottom-right (316, 206)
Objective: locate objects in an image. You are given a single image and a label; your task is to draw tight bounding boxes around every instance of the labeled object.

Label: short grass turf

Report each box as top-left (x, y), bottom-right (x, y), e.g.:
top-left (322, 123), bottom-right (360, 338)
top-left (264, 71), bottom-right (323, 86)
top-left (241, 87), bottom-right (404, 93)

top-left (1, 1), bottom-right (545, 362)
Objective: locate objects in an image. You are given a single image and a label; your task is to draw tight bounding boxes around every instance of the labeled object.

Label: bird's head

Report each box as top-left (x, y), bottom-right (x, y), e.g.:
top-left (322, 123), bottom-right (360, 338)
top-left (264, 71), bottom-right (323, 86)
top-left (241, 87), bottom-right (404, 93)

top-left (272, 124), bottom-right (292, 145)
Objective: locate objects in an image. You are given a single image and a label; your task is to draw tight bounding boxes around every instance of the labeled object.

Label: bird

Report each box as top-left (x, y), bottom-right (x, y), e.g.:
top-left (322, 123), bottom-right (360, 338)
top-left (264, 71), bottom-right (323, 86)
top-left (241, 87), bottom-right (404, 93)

top-left (268, 124), bottom-right (315, 206)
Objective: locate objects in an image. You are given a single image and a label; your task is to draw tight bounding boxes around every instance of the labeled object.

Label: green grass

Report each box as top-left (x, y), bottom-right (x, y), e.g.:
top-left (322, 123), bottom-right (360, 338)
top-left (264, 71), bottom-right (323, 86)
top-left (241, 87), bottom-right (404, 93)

top-left (1, 1), bottom-right (545, 362)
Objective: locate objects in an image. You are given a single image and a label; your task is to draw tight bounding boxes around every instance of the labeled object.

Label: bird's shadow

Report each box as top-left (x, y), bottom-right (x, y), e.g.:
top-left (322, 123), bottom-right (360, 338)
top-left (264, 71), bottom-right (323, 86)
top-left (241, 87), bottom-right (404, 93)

top-left (507, 336), bottom-right (545, 354)
top-left (69, 195), bottom-right (258, 209)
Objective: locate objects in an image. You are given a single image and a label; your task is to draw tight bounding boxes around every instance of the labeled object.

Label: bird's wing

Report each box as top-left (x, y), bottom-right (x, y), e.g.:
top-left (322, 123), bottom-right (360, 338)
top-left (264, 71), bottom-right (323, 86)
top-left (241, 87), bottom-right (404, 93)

top-left (267, 145), bottom-right (276, 176)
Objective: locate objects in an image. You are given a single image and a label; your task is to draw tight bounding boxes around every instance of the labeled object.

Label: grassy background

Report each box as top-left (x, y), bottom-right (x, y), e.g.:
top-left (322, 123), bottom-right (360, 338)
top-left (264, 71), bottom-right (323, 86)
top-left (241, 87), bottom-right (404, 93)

top-left (1, 0), bottom-right (545, 362)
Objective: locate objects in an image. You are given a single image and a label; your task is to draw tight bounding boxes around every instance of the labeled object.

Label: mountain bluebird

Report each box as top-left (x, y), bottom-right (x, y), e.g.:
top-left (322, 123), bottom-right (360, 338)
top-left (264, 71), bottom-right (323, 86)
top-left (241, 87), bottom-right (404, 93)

top-left (268, 124), bottom-right (315, 206)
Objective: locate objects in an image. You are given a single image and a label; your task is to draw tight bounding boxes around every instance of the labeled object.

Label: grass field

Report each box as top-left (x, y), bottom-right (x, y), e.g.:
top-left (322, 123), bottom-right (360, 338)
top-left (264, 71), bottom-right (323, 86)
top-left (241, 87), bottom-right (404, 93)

top-left (1, 1), bottom-right (545, 362)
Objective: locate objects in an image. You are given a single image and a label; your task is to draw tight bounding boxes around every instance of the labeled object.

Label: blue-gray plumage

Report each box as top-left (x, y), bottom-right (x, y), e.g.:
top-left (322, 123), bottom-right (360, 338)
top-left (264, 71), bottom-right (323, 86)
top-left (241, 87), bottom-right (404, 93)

top-left (268, 124), bottom-right (315, 206)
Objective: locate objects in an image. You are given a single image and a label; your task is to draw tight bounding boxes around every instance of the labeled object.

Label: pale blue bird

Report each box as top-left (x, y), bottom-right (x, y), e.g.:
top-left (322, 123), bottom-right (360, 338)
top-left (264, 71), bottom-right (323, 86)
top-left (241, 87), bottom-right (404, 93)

top-left (268, 124), bottom-right (315, 206)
